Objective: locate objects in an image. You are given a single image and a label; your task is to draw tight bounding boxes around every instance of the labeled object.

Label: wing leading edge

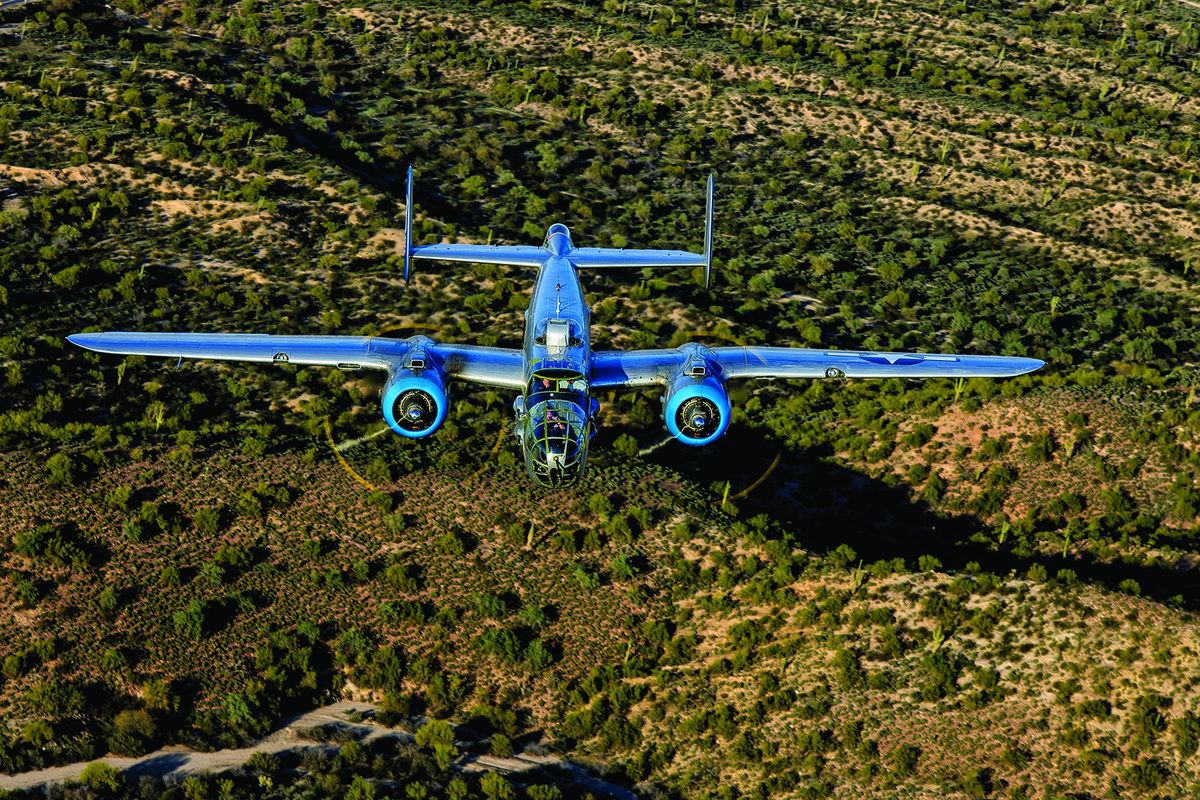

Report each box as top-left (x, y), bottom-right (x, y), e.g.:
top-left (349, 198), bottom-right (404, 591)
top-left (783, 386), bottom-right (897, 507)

top-left (591, 346), bottom-right (1044, 388)
top-left (67, 332), bottom-right (525, 389)
top-left (67, 332), bottom-right (397, 369)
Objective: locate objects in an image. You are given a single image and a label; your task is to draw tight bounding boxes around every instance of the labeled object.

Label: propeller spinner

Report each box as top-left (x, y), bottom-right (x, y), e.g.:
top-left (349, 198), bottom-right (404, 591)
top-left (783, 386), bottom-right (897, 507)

top-left (676, 396), bottom-right (721, 439)
top-left (394, 389), bottom-right (438, 433)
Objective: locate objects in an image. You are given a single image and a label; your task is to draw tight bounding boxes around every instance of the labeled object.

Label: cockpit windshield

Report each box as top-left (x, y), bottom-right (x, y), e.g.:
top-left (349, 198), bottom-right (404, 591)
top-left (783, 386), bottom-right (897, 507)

top-left (528, 368), bottom-right (588, 400)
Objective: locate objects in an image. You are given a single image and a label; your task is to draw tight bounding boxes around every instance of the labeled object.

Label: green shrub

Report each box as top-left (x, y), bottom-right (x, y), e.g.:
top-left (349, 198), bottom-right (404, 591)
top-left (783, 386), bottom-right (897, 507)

top-left (79, 761), bottom-right (122, 792)
top-left (15, 523), bottom-right (97, 569)
top-left (1124, 758), bottom-right (1168, 791)
top-left (45, 451), bottom-right (75, 487)
top-left (1173, 711), bottom-right (1200, 755)
top-left (890, 743), bottom-right (920, 777)
top-left (489, 733), bottom-right (512, 757)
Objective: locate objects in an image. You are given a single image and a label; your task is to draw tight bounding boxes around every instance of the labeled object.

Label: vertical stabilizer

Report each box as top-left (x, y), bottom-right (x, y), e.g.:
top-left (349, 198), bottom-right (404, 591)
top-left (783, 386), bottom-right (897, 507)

top-left (404, 165), bottom-right (415, 282)
top-left (703, 173), bottom-right (715, 289)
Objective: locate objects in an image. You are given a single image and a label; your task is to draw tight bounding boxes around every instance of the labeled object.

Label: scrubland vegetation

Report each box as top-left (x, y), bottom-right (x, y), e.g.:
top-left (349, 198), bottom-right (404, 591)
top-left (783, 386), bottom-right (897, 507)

top-left (2, 0), bottom-right (1200, 796)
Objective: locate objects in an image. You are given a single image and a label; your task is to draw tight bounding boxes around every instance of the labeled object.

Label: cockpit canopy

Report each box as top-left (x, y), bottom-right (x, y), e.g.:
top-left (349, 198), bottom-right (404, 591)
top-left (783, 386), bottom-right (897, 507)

top-left (527, 367), bottom-right (588, 399)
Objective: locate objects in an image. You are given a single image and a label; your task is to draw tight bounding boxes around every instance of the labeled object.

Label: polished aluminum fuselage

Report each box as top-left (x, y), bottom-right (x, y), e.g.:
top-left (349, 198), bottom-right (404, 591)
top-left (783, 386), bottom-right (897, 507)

top-left (522, 233), bottom-right (590, 379)
top-left (517, 226), bottom-right (592, 485)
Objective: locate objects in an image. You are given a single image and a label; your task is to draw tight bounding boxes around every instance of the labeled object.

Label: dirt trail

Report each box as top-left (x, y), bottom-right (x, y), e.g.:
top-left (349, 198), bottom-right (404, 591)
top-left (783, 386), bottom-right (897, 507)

top-left (0, 702), bottom-right (373, 791)
top-left (0, 701), bottom-right (636, 799)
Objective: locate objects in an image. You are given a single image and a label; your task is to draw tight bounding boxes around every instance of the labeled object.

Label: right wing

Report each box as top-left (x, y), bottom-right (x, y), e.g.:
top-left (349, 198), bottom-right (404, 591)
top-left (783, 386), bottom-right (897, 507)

top-left (710, 347), bottom-right (1044, 380)
top-left (429, 342), bottom-right (524, 389)
top-left (591, 346), bottom-right (1043, 388)
top-left (67, 332), bottom-right (526, 389)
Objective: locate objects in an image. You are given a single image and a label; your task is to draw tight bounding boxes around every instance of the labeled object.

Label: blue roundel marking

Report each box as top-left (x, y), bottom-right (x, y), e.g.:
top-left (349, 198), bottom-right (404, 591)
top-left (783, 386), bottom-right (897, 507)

top-left (861, 354), bottom-right (926, 366)
top-left (382, 372), bottom-right (447, 438)
top-left (665, 380), bottom-right (731, 447)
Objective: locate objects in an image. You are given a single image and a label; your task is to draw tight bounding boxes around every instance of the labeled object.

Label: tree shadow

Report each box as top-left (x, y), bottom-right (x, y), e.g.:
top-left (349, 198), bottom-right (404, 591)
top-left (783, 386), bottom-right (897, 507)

top-left (646, 426), bottom-right (1198, 609)
top-left (299, 722), bottom-right (375, 743)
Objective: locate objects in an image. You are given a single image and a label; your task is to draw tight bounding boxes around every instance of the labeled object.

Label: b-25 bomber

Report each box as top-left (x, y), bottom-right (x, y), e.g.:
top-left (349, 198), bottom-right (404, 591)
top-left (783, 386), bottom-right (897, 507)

top-left (69, 170), bottom-right (1043, 487)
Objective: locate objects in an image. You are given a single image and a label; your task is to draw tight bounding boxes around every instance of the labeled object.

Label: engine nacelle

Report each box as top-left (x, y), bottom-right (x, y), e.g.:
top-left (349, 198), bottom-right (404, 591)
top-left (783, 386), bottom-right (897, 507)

top-left (663, 372), bottom-right (731, 446)
top-left (382, 368), bottom-right (447, 438)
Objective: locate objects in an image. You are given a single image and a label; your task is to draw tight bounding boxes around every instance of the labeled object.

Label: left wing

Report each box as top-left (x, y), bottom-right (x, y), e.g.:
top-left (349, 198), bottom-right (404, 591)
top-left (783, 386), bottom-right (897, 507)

top-left (591, 346), bottom-right (1043, 388)
top-left (67, 332), bottom-right (398, 369)
top-left (67, 332), bottom-right (525, 389)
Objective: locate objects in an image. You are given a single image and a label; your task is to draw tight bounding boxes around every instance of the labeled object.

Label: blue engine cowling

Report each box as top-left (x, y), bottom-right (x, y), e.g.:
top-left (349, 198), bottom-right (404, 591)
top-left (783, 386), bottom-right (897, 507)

top-left (382, 368), bottom-right (447, 438)
top-left (663, 373), bottom-right (731, 446)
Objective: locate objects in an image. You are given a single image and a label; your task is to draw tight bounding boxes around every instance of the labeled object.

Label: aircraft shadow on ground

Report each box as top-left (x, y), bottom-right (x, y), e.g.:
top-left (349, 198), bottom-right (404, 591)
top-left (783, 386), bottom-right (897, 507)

top-left (123, 753), bottom-right (190, 779)
top-left (645, 426), bottom-right (1197, 609)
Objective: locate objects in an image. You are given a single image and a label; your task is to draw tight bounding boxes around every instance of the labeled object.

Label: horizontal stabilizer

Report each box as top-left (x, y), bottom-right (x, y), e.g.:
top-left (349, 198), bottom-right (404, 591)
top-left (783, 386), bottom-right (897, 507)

top-left (401, 167), bottom-right (715, 282)
top-left (569, 173), bottom-right (715, 287)
top-left (411, 243), bottom-right (550, 268)
top-left (568, 248), bottom-right (707, 269)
